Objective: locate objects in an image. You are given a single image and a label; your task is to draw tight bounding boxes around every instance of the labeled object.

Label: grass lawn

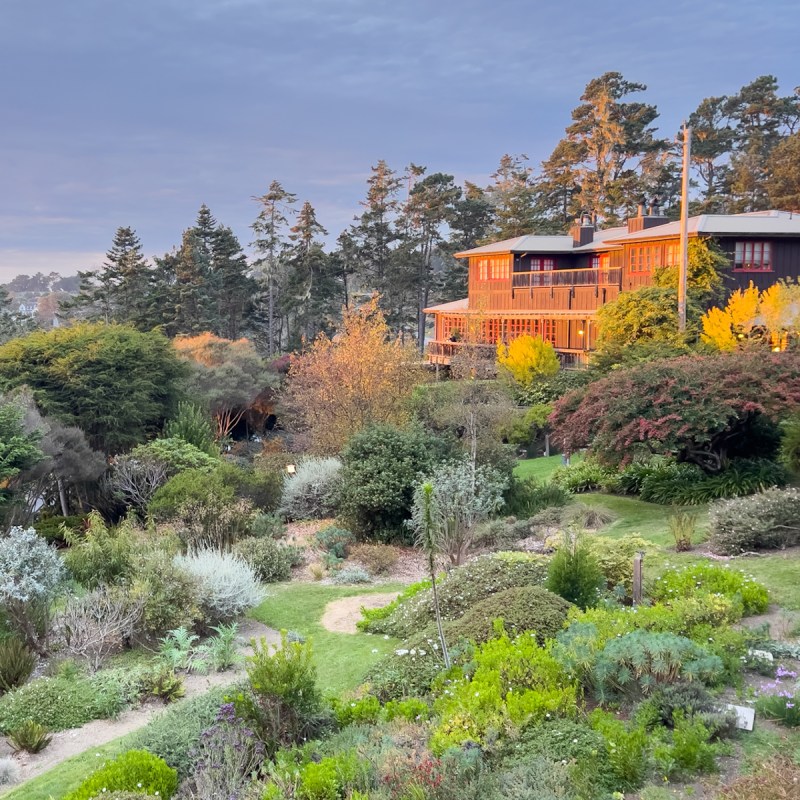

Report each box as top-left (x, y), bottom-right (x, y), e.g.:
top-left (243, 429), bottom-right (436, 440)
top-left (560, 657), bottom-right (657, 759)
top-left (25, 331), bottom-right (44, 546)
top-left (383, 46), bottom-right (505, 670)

top-left (249, 582), bottom-right (404, 695)
top-left (514, 453), bottom-right (582, 482)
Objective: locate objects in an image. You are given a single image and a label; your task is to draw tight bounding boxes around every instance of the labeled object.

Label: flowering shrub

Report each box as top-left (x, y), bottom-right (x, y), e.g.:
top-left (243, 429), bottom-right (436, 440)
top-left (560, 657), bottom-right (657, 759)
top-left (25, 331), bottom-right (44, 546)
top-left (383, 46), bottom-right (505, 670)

top-left (177, 703), bottom-right (265, 799)
top-left (708, 487), bottom-right (800, 554)
top-left (174, 550), bottom-right (265, 624)
top-left (279, 457), bottom-right (342, 520)
top-left (63, 750), bottom-right (177, 800)
top-left (652, 563), bottom-right (769, 617)
top-left (754, 669), bottom-right (800, 727)
top-left (430, 632), bottom-right (578, 753)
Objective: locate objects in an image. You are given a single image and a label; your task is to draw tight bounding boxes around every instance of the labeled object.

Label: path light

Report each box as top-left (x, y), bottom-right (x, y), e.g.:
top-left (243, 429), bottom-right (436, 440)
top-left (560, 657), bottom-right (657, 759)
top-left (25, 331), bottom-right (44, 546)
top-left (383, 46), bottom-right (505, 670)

top-left (286, 464), bottom-right (296, 476)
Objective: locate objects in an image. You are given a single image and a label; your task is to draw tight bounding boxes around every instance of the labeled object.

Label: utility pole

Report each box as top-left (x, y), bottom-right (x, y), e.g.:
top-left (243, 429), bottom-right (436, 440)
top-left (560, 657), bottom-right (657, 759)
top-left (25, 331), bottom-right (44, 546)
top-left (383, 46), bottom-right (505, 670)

top-left (678, 123), bottom-right (691, 333)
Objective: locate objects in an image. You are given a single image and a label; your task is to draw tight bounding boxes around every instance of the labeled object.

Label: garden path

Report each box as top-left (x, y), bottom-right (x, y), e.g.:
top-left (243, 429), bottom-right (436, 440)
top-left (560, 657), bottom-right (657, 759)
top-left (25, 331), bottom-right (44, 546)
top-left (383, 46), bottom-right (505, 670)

top-left (11, 620), bottom-right (280, 786)
top-left (320, 593), bottom-right (398, 634)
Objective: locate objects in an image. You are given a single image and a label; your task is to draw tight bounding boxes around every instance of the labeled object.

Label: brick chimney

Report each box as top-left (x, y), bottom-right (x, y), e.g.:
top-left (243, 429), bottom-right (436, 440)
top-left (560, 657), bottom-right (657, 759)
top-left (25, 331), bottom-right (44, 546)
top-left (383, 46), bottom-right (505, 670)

top-left (627, 196), bottom-right (670, 234)
top-left (570, 211), bottom-right (594, 247)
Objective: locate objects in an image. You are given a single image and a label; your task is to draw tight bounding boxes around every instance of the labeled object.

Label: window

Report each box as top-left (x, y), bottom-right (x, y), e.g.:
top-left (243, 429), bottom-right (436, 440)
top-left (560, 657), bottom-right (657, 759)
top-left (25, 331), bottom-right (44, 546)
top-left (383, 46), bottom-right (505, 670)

top-left (531, 257), bottom-right (555, 271)
top-left (629, 245), bottom-right (662, 272)
top-left (476, 256), bottom-right (509, 281)
top-left (734, 241), bottom-right (772, 271)
top-left (665, 243), bottom-right (679, 267)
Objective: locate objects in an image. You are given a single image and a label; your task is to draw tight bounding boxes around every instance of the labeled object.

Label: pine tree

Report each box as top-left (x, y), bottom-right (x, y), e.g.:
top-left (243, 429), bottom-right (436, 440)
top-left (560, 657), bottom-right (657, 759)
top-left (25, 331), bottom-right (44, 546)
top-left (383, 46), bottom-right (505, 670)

top-left (63, 227), bottom-right (152, 327)
top-left (209, 225), bottom-right (254, 340)
top-left (173, 228), bottom-right (213, 334)
top-left (251, 181), bottom-right (297, 355)
top-left (485, 154), bottom-right (539, 239)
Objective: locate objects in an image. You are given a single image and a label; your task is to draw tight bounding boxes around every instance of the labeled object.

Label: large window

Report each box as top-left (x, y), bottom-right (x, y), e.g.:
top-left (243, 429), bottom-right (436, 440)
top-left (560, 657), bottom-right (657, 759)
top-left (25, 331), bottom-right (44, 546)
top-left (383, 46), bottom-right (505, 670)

top-left (734, 241), bottom-right (772, 271)
top-left (531, 257), bottom-right (555, 272)
top-left (629, 245), bottom-right (662, 273)
top-left (476, 256), bottom-right (510, 281)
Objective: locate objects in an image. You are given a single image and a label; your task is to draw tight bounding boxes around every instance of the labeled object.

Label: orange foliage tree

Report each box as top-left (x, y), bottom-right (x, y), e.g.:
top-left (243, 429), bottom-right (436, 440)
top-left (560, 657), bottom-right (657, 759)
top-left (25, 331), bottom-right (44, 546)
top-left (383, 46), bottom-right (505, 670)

top-left (285, 297), bottom-right (422, 454)
top-left (174, 333), bottom-right (272, 440)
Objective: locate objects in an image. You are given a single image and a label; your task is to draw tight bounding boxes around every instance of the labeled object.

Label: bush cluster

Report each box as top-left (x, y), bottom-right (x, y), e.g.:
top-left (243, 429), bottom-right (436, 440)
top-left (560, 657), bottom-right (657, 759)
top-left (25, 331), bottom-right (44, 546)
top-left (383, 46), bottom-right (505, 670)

top-left (0, 673), bottom-right (126, 733)
top-left (651, 563), bottom-right (769, 617)
top-left (233, 537), bottom-right (294, 583)
top-left (63, 750), bottom-right (177, 800)
top-left (552, 461), bottom-right (615, 493)
top-left (0, 638), bottom-right (36, 693)
top-left (363, 552), bottom-right (550, 639)
top-left (708, 486), bottom-right (800, 554)
top-left (280, 457), bottom-right (342, 520)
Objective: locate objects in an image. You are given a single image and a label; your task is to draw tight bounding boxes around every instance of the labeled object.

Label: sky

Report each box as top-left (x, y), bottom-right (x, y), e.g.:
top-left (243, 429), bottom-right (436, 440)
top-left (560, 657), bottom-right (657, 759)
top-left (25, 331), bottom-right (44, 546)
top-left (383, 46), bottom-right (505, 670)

top-left (1, 0), bottom-right (798, 281)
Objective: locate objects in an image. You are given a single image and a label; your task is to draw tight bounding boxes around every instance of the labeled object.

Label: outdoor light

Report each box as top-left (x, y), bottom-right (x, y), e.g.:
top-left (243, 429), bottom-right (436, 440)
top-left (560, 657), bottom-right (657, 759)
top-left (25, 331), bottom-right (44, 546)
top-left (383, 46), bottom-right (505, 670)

top-left (578, 329), bottom-right (584, 336)
top-left (286, 464), bottom-right (296, 476)
top-left (773, 346), bottom-right (782, 353)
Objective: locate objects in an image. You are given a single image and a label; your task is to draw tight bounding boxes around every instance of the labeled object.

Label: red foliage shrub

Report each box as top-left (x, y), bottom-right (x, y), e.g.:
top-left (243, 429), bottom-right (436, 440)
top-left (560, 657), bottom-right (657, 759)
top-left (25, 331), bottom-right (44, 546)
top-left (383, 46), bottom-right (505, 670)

top-left (550, 351), bottom-right (800, 471)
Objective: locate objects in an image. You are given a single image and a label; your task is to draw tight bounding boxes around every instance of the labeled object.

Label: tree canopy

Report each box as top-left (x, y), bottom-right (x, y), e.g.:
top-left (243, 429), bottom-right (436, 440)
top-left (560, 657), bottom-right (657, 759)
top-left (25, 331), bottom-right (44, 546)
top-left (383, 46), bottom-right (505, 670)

top-left (0, 323), bottom-right (184, 453)
top-left (550, 351), bottom-right (800, 472)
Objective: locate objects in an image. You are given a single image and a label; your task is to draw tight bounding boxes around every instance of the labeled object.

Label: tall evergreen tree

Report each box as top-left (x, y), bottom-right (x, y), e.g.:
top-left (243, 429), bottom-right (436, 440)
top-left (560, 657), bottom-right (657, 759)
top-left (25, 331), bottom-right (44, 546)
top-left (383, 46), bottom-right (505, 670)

top-left (686, 95), bottom-right (736, 212)
top-left (251, 182), bottom-right (297, 355)
top-left (173, 228), bottom-right (213, 335)
top-left (548, 72), bottom-right (666, 225)
top-left (282, 200), bottom-right (331, 346)
top-left (485, 154), bottom-right (539, 239)
top-left (63, 227), bottom-right (152, 327)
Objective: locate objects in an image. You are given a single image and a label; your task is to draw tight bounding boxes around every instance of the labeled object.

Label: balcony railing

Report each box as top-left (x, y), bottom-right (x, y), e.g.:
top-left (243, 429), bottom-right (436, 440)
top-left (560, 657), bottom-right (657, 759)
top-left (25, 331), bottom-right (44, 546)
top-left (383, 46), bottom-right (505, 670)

top-left (512, 267), bottom-right (622, 289)
top-left (427, 340), bottom-right (588, 369)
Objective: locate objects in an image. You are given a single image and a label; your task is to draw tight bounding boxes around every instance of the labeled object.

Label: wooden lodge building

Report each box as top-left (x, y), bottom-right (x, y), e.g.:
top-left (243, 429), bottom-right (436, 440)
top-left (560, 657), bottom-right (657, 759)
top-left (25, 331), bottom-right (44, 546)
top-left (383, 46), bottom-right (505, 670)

top-left (425, 206), bottom-right (800, 368)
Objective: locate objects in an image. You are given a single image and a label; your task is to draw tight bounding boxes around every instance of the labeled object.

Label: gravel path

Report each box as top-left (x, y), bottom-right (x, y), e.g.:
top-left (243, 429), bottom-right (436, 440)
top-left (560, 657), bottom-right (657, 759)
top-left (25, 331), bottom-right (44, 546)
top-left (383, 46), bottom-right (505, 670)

top-left (320, 593), bottom-right (399, 634)
top-left (8, 620), bottom-right (280, 787)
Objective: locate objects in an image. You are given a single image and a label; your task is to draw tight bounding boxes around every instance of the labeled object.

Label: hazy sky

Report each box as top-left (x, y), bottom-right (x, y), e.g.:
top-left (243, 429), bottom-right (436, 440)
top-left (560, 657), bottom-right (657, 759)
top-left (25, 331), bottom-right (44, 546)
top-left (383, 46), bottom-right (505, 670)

top-left (1, 0), bottom-right (798, 280)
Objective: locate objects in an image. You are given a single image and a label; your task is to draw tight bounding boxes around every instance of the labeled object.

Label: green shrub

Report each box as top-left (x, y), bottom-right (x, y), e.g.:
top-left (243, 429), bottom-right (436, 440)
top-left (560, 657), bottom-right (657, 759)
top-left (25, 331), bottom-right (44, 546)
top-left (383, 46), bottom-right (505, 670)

top-left (652, 710), bottom-right (721, 778)
top-left (33, 514), bottom-right (85, 545)
top-left (552, 461), bottom-right (616, 493)
top-left (232, 633), bottom-right (329, 754)
top-left (503, 477), bottom-right (570, 518)
top-left (0, 637), bottom-right (36, 692)
top-left (382, 697), bottom-right (429, 722)
top-left (634, 682), bottom-right (727, 731)
top-left (0, 674), bottom-right (125, 733)
top-left (592, 631), bottom-right (723, 702)
top-left (63, 511), bottom-right (135, 589)
top-left (495, 758), bottom-right (577, 800)
top-left (365, 630), bottom-right (454, 702)
top-left (233, 537), bottom-right (293, 583)
top-left (708, 487), bottom-right (800, 554)
top-left (755, 685), bottom-right (800, 727)
top-left (315, 526), bottom-right (354, 560)
top-left (430, 632), bottom-right (578, 753)
top-left (249, 512), bottom-right (285, 539)
top-left (130, 687), bottom-right (227, 779)
top-left (639, 458), bottom-right (789, 505)
top-left (546, 533), bottom-right (604, 609)
top-left (298, 758), bottom-right (339, 800)
top-left (652, 563), bottom-right (769, 616)
top-left (357, 578), bottom-right (431, 633)
top-left (148, 467), bottom-right (235, 521)
top-left (668, 509), bottom-right (698, 551)
top-left (563, 503), bottom-right (616, 530)
top-left (219, 462), bottom-right (283, 512)
top-left (129, 551), bottom-right (201, 640)
top-left (445, 586), bottom-right (571, 646)
top-left (514, 370), bottom-right (593, 405)
top-left (331, 695), bottom-right (381, 727)
top-left (590, 535), bottom-right (653, 596)
top-left (589, 709), bottom-right (650, 791)
top-left (280, 457), bottom-right (342, 520)
top-left (337, 425), bottom-right (449, 543)
top-left (129, 437), bottom-right (218, 474)
top-left (63, 750), bottom-right (177, 800)
top-left (163, 401), bottom-right (217, 456)
top-left (366, 552), bottom-right (550, 639)
top-left (7, 719), bottom-right (52, 753)
top-left (500, 718), bottom-right (614, 795)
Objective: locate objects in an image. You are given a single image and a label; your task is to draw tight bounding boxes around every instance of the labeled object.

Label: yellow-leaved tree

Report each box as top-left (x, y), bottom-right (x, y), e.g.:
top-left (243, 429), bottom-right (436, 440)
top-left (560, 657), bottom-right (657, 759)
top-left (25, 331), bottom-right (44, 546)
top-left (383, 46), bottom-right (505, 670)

top-left (285, 297), bottom-right (422, 454)
top-left (701, 280), bottom-right (800, 351)
top-left (496, 334), bottom-right (560, 387)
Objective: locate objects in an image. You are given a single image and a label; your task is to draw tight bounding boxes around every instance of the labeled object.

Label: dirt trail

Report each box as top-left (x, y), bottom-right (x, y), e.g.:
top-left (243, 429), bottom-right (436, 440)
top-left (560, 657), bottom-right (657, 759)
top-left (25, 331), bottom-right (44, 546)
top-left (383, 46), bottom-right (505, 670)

top-left (321, 593), bottom-right (399, 634)
top-left (8, 621), bottom-right (280, 787)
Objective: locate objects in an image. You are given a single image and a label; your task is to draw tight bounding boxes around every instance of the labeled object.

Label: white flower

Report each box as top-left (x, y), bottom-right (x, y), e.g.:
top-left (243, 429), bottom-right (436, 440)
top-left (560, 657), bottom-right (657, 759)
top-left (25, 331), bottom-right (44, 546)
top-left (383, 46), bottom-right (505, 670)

top-left (383, 635), bottom-right (389, 640)
top-left (371, 648), bottom-right (378, 654)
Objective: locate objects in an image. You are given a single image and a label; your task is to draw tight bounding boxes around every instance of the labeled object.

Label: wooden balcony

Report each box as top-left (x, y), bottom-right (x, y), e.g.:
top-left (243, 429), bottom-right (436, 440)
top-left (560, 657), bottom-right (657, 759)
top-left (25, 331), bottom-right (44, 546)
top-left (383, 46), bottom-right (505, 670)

top-left (427, 340), bottom-right (589, 369)
top-left (511, 266), bottom-right (622, 289)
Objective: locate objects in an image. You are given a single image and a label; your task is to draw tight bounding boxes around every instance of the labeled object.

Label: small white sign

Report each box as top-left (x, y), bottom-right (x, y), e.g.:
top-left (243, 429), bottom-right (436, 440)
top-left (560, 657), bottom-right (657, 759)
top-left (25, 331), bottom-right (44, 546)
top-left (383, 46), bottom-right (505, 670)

top-left (726, 703), bottom-right (755, 731)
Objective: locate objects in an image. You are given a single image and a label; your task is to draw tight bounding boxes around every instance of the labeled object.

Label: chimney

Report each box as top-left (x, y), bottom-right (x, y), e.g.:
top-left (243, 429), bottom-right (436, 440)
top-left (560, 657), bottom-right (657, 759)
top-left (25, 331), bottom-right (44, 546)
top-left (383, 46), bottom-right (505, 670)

top-left (571, 211), bottom-right (594, 247)
top-left (628, 196), bottom-right (670, 233)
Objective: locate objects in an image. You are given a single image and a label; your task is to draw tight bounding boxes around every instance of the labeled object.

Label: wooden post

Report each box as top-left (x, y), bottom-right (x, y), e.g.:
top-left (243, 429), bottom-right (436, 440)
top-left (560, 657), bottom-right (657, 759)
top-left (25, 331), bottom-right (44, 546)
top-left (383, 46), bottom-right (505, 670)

top-left (633, 552), bottom-right (644, 605)
top-left (544, 433), bottom-right (551, 458)
top-left (678, 123), bottom-right (691, 333)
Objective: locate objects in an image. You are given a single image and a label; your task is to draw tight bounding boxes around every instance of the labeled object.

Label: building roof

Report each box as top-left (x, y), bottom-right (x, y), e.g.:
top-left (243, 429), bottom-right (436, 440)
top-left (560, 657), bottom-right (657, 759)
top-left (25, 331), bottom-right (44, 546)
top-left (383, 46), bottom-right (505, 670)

top-left (454, 210), bottom-right (800, 257)
top-left (423, 298), bottom-right (469, 314)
